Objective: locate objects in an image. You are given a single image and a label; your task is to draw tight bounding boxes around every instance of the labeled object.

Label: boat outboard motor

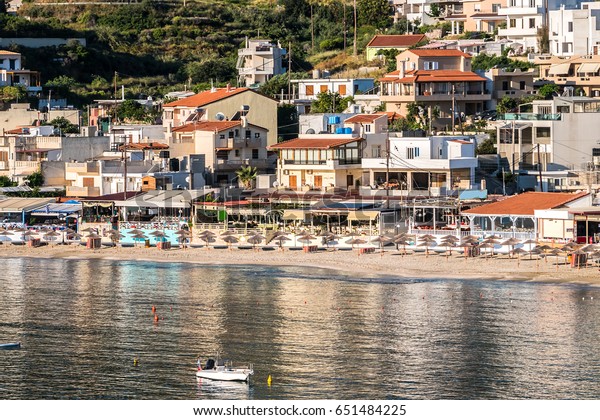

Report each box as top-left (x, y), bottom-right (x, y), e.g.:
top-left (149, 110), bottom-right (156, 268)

top-left (205, 359), bottom-right (215, 370)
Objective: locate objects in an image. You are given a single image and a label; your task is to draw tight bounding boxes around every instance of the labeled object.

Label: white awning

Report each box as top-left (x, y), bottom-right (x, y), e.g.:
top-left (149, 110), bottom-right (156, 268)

top-left (577, 62), bottom-right (600, 74)
top-left (548, 62), bottom-right (571, 76)
top-left (282, 209), bottom-right (310, 220)
top-left (347, 210), bottom-right (380, 221)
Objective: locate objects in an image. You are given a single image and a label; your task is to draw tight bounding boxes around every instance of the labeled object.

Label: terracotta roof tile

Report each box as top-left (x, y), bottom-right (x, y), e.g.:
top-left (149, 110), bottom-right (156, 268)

top-left (367, 35), bottom-right (427, 48)
top-left (164, 87), bottom-right (250, 108)
top-left (462, 192), bottom-right (590, 216)
top-left (408, 49), bottom-right (471, 58)
top-left (380, 70), bottom-right (486, 83)
top-left (171, 121), bottom-right (242, 133)
top-left (344, 114), bottom-right (386, 124)
top-left (269, 137), bottom-right (363, 150)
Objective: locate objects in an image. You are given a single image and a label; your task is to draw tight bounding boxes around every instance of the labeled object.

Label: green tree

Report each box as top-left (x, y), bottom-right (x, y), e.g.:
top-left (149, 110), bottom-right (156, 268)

top-left (310, 91), bottom-right (353, 113)
top-left (0, 175), bottom-right (15, 187)
top-left (48, 116), bottom-right (79, 134)
top-left (476, 137), bottom-right (497, 155)
top-left (184, 58), bottom-right (236, 85)
top-left (537, 83), bottom-right (559, 99)
top-left (0, 0), bottom-right (6, 15)
top-left (358, 0), bottom-right (392, 28)
top-left (46, 75), bottom-right (77, 97)
top-left (497, 96), bottom-right (518, 113)
top-left (117, 99), bottom-right (147, 123)
top-left (235, 166), bottom-right (257, 190)
top-left (26, 170), bottom-right (44, 188)
top-left (0, 86), bottom-right (25, 103)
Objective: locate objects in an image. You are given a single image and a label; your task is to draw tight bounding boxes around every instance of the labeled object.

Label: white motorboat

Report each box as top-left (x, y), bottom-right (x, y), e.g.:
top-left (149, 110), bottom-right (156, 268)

top-left (195, 356), bottom-right (254, 382)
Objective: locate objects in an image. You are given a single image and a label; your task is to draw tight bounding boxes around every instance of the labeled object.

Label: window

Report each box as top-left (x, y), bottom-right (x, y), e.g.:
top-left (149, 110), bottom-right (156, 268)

top-left (520, 81), bottom-right (526, 90)
top-left (502, 81), bottom-right (510, 91)
top-left (306, 85), bottom-right (314, 95)
top-left (557, 105), bottom-right (570, 113)
top-left (228, 131), bottom-right (234, 138)
top-left (593, 148), bottom-right (600, 157)
top-left (474, 4), bottom-right (481, 11)
top-left (235, 149), bottom-right (240, 157)
top-left (219, 134), bottom-right (225, 140)
top-left (320, 85), bottom-right (328, 93)
top-left (568, 22), bottom-right (573, 32)
top-left (372, 145), bottom-right (381, 158)
top-left (492, 3), bottom-right (500, 12)
top-left (245, 130), bottom-right (251, 139)
top-left (338, 85), bottom-right (347, 95)
top-left (364, 124), bottom-right (372, 133)
top-left (424, 61), bottom-right (439, 70)
top-left (509, 19), bottom-right (517, 28)
top-left (529, 18), bottom-right (536, 29)
top-left (407, 147), bottom-right (420, 159)
top-left (255, 132), bottom-right (261, 138)
top-left (536, 127), bottom-right (551, 138)
top-left (252, 149), bottom-right (259, 159)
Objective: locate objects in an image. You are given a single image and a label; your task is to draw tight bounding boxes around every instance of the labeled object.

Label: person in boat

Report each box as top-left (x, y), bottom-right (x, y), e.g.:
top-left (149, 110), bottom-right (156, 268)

top-left (197, 357), bottom-right (202, 371)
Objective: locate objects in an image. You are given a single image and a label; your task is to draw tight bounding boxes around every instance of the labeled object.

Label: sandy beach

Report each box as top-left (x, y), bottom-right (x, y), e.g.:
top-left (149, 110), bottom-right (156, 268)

top-left (1, 242), bottom-right (599, 285)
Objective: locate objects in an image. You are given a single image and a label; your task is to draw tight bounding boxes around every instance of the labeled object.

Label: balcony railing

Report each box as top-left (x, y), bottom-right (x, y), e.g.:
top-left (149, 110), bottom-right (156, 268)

top-left (282, 158), bottom-right (361, 165)
top-left (501, 113), bottom-right (561, 121)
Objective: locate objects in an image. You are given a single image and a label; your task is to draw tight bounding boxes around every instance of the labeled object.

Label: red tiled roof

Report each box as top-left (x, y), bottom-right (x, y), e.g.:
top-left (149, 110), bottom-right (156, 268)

top-left (380, 69), bottom-right (486, 83)
top-left (344, 114), bottom-right (386, 124)
top-left (269, 137), bottom-right (363, 150)
top-left (447, 139), bottom-right (472, 144)
top-left (164, 87), bottom-right (251, 108)
top-left (407, 49), bottom-right (471, 58)
top-left (367, 35), bottom-right (427, 48)
top-left (120, 142), bottom-right (169, 150)
top-left (171, 121), bottom-right (242, 133)
top-left (462, 192), bottom-right (590, 216)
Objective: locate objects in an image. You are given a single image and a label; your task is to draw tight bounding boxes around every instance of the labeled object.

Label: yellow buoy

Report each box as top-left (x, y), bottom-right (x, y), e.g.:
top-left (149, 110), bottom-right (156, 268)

top-left (267, 374), bottom-right (272, 386)
top-left (133, 358), bottom-right (139, 366)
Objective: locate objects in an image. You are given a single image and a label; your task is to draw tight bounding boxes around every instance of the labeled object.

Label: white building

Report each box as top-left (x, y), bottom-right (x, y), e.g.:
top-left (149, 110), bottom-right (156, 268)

top-left (498, 0), bottom-right (583, 53)
top-left (496, 97), bottom-right (600, 187)
top-left (290, 77), bottom-right (375, 114)
top-left (0, 50), bottom-right (41, 94)
top-left (549, 2), bottom-right (600, 57)
top-left (361, 135), bottom-right (478, 196)
top-left (236, 38), bottom-right (287, 87)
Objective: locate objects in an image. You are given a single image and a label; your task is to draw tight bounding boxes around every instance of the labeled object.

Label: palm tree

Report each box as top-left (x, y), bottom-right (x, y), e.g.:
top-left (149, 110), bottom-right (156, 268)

top-left (235, 165), bottom-right (257, 190)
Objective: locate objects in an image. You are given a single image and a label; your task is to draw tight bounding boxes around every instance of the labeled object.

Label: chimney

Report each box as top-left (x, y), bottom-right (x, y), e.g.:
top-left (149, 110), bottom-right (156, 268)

top-left (226, 83), bottom-right (231, 92)
top-left (399, 60), bottom-right (405, 79)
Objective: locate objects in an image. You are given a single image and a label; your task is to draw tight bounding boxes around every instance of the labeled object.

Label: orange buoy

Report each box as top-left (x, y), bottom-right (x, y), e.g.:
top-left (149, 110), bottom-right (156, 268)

top-left (154, 314), bottom-right (159, 322)
top-left (152, 305), bottom-right (156, 313)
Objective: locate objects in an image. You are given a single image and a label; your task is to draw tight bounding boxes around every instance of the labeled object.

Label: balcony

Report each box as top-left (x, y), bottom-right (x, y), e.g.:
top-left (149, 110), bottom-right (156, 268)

top-left (498, 27), bottom-right (538, 38)
top-left (216, 158), bottom-right (271, 169)
top-left (501, 113), bottom-right (561, 121)
top-left (215, 138), bottom-right (234, 150)
top-left (66, 186), bottom-right (101, 197)
top-left (281, 158), bottom-right (362, 170)
top-left (498, 6), bottom-right (541, 16)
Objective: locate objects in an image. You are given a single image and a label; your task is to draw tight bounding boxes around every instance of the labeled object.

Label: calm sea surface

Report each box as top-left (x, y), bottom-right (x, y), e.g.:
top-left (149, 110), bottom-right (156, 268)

top-left (1, 257), bottom-right (599, 400)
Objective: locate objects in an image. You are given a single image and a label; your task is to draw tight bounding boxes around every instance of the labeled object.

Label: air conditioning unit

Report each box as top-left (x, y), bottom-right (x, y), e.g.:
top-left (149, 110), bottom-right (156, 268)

top-left (283, 169), bottom-right (289, 175)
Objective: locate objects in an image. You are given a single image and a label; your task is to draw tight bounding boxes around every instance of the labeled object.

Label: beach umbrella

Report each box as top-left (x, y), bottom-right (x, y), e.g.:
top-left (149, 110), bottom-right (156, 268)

top-left (175, 234), bottom-right (190, 248)
top-left (371, 235), bottom-right (392, 256)
top-left (131, 233), bottom-right (147, 247)
top-left (221, 234), bottom-right (239, 251)
top-left (67, 232), bottom-right (83, 241)
top-left (198, 232), bottom-right (216, 250)
top-left (346, 237), bottom-right (367, 249)
top-left (393, 238), bottom-right (410, 256)
top-left (109, 233), bottom-right (125, 245)
top-left (501, 238), bottom-right (520, 258)
top-left (273, 235), bottom-right (290, 251)
top-left (43, 231), bottom-right (61, 241)
top-left (441, 234), bottom-right (459, 242)
top-left (86, 233), bottom-right (102, 240)
top-left (418, 234), bottom-right (436, 242)
top-left (511, 247), bottom-right (527, 266)
top-left (438, 240), bottom-right (456, 259)
top-left (128, 228), bottom-right (144, 236)
top-left (570, 248), bottom-right (588, 269)
top-left (417, 239), bottom-right (437, 257)
top-left (64, 228), bottom-right (76, 234)
top-left (220, 230), bottom-right (237, 237)
top-left (247, 234), bottom-right (265, 251)
top-left (321, 233), bottom-right (339, 250)
top-left (297, 234), bottom-right (317, 244)
top-left (80, 227), bottom-right (96, 233)
top-left (197, 229), bottom-right (216, 237)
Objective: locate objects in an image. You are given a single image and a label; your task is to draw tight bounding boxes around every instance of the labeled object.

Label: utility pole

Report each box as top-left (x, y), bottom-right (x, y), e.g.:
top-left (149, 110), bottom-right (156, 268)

top-left (113, 71), bottom-right (118, 125)
top-left (288, 41), bottom-right (292, 103)
top-left (451, 84), bottom-right (456, 135)
top-left (386, 129), bottom-right (390, 208)
top-left (537, 144), bottom-right (544, 192)
top-left (353, 0), bottom-right (357, 57)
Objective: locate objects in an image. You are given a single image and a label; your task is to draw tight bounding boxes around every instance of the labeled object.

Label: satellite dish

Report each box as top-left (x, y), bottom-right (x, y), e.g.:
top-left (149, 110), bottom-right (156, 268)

top-left (215, 112), bottom-right (226, 121)
top-left (306, 128), bottom-right (316, 134)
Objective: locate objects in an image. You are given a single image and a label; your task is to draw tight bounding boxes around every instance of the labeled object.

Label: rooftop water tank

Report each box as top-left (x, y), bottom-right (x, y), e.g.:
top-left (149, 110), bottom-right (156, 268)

top-left (344, 127), bottom-right (352, 134)
top-left (335, 127), bottom-right (344, 134)
top-left (328, 116), bottom-right (340, 124)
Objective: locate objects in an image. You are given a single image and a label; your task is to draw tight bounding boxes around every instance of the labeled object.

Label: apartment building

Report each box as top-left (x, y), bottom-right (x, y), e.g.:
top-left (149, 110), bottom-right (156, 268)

top-left (237, 38), bottom-right (287, 87)
top-left (549, 2), bottom-right (600, 57)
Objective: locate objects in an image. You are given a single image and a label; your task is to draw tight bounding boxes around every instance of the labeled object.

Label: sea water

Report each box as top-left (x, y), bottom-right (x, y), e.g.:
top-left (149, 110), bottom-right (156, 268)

top-left (0, 257), bottom-right (599, 399)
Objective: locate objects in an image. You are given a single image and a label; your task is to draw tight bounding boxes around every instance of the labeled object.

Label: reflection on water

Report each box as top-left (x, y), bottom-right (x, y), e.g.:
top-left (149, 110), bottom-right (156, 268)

top-left (0, 257), bottom-right (599, 399)
top-left (196, 378), bottom-right (251, 400)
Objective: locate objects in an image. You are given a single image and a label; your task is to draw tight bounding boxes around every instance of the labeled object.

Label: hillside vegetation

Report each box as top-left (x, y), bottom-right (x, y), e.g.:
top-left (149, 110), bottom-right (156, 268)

top-left (0, 0), bottom-right (396, 106)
